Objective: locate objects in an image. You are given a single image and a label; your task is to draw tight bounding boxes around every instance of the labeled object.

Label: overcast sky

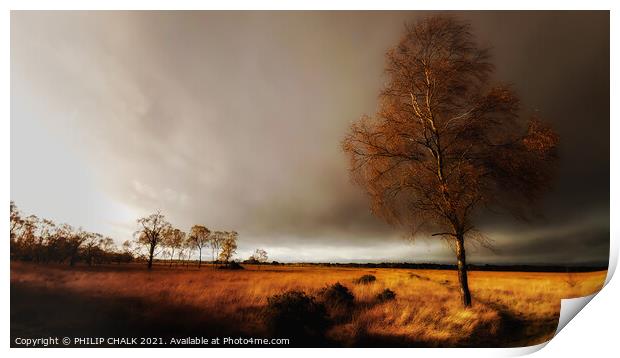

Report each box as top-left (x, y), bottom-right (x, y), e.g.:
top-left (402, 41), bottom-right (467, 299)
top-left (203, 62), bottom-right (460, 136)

top-left (11, 11), bottom-right (609, 265)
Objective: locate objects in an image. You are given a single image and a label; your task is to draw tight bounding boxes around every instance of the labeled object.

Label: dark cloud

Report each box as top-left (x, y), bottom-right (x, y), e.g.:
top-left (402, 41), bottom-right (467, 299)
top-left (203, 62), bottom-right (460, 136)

top-left (11, 11), bottom-right (609, 264)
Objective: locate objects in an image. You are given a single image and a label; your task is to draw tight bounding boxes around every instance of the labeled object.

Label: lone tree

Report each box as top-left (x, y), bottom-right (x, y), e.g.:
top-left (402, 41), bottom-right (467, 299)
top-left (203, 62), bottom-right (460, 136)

top-left (135, 211), bottom-right (171, 270)
top-left (342, 16), bottom-right (558, 307)
top-left (189, 225), bottom-right (211, 268)
top-left (250, 248), bottom-right (269, 268)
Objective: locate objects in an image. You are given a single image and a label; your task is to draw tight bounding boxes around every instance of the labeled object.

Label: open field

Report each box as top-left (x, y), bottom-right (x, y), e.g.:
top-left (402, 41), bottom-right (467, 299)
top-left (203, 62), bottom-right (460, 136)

top-left (10, 262), bottom-right (606, 347)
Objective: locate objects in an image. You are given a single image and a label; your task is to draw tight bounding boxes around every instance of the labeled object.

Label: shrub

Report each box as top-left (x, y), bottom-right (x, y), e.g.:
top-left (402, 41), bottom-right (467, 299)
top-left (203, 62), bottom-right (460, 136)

top-left (217, 261), bottom-right (244, 270)
top-left (318, 282), bottom-right (355, 308)
top-left (355, 274), bottom-right (376, 284)
top-left (264, 290), bottom-right (329, 339)
top-left (376, 288), bottom-right (396, 302)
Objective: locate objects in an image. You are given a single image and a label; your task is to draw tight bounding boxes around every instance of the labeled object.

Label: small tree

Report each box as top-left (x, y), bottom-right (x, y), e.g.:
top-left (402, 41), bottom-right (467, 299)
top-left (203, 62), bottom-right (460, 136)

top-left (135, 211), bottom-right (171, 270)
top-left (188, 225), bottom-right (211, 269)
top-left (82, 232), bottom-right (102, 266)
top-left (219, 231), bottom-right (238, 265)
top-left (209, 230), bottom-right (226, 267)
top-left (175, 230), bottom-right (190, 267)
top-left (253, 248), bottom-right (268, 268)
top-left (163, 227), bottom-right (186, 268)
top-left (183, 236), bottom-right (194, 267)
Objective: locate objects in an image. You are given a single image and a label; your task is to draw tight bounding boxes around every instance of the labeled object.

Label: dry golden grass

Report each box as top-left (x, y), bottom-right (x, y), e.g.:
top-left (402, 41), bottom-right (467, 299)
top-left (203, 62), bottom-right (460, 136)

top-left (10, 262), bottom-right (606, 347)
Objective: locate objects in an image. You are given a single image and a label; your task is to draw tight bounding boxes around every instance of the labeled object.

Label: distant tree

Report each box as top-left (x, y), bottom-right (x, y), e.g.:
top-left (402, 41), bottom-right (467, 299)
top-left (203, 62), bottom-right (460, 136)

top-left (81, 231), bottom-right (102, 265)
top-left (48, 223), bottom-right (73, 265)
top-left (135, 211), bottom-right (171, 270)
top-left (112, 240), bottom-right (135, 264)
top-left (175, 237), bottom-right (188, 266)
top-left (34, 218), bottom-right (55, 263)
top-left (9, 202), bottom-right (129, 266)
top-left (163, 227), bottom-right (186, 268)
top-left (121, 239), bottom-right (137, 257)
top-left (253, 249), bottom-right (268, 268)
top-left (97, 237), bottom-right (116, 263)
top-left (209, 230), bottom-right (226, 266)
top-left (342, 16), bottom-right (558, 307)
top-left (14, 215), bottom-right (39, 261)
top-left (10, 201), bottom-right (24, 242)
top-left (99, 237), bottom-right (115, 252)
top-left (188, 225), bottom-right (211, 269)
top-left (69, 229), bottom-right (91, 266)
top-left (219, 231), bottom-right (238, 264)
top-left (183, 236), bottom-right (194, 267)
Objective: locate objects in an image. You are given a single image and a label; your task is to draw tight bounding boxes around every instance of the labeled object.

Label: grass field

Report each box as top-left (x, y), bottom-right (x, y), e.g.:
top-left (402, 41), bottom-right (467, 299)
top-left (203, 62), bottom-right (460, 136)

top-left (10, 261), bottom-right (606, 347)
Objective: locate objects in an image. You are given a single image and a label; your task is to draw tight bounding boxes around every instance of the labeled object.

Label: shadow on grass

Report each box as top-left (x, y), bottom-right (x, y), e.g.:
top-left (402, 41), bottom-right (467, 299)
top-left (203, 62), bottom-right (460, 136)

top-left (11, 281), bottom-right (340, 348)
top-left (405, 271), bottom-right (558, 348)
top-left (11, 265), bottom-right (558, 348)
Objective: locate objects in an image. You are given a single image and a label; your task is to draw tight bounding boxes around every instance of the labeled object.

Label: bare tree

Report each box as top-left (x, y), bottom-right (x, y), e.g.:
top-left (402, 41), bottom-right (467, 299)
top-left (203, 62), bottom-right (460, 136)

top-left (342, 16), bottom-right (558, 307)
top-left (188, 225), bottom-right (211, 269)
top-left (135, 211), bottom-right (171, 270)
top-left (252, 248), bottom-right (268, 269)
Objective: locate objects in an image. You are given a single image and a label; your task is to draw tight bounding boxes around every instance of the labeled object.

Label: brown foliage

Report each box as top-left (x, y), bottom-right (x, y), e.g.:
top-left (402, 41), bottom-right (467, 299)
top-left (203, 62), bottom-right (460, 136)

top-left (342, 16), bottom-right (558, 306)
top-left (343, 16), bottom-right (557, 236)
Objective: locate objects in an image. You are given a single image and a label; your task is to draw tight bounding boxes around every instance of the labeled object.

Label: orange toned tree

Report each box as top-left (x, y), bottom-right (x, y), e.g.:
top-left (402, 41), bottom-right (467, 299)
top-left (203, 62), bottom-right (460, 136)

top-left (136, 211), bottom-right (171, 270)
top-left (188, 225), bottom-right (211, 269)
top-left (342, 16), bottom-right (558, 307)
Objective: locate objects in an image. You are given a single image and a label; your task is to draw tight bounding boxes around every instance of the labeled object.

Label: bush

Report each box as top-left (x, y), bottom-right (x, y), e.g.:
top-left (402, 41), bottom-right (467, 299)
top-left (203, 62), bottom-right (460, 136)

top-left (264, 290), bottom-right (329, 339)
top-left (376, 288), bottom-right (396, 302)
top-left (318, 282), bottom-right (355, 308)
top-left (218, 261), bottom-right (244, 270)
top-left (355, 274), bottom-right (376, 284)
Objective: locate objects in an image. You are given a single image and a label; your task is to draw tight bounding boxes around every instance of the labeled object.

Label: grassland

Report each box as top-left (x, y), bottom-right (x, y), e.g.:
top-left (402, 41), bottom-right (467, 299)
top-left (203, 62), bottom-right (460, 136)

top-left (10, 262), bottom-right (606, 347)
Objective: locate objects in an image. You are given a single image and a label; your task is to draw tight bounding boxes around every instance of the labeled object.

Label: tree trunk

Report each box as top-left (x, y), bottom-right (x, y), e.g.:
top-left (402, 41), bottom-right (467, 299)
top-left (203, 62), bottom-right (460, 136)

top-left (198, 247), bottom-right (202, 269)
top-left (455, 234), bottom-right (472, 307)
top-left (147, 242), bottom-right (155, 270)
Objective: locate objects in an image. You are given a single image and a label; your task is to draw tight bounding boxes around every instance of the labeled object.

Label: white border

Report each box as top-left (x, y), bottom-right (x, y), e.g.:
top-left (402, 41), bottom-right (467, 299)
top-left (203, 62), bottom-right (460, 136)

top-left (2, 1), bottom-right (616, 357)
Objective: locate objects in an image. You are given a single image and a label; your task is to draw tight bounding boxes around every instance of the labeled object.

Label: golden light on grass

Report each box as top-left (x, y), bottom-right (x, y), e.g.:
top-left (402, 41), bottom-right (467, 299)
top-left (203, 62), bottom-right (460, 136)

top-left (10, 262), bottom-right (606, 347)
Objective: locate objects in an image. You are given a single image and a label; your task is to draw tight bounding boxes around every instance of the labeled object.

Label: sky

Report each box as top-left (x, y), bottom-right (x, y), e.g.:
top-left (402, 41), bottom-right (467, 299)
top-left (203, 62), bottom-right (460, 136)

top-left (10, 11), bottom-right (609, 265)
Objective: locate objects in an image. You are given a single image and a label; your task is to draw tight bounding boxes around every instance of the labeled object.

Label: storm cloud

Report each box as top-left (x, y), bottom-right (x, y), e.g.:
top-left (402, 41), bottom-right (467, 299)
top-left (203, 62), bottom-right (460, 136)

top-left (11, 11), bottom-right (609, 264)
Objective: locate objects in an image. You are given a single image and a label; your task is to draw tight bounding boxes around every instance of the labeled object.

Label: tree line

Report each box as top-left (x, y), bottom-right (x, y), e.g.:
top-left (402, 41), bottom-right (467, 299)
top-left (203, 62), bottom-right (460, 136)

top-left (10, 201), bottom-right (241, 270)
top-left (135, 211), bottom-right (239, 269)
